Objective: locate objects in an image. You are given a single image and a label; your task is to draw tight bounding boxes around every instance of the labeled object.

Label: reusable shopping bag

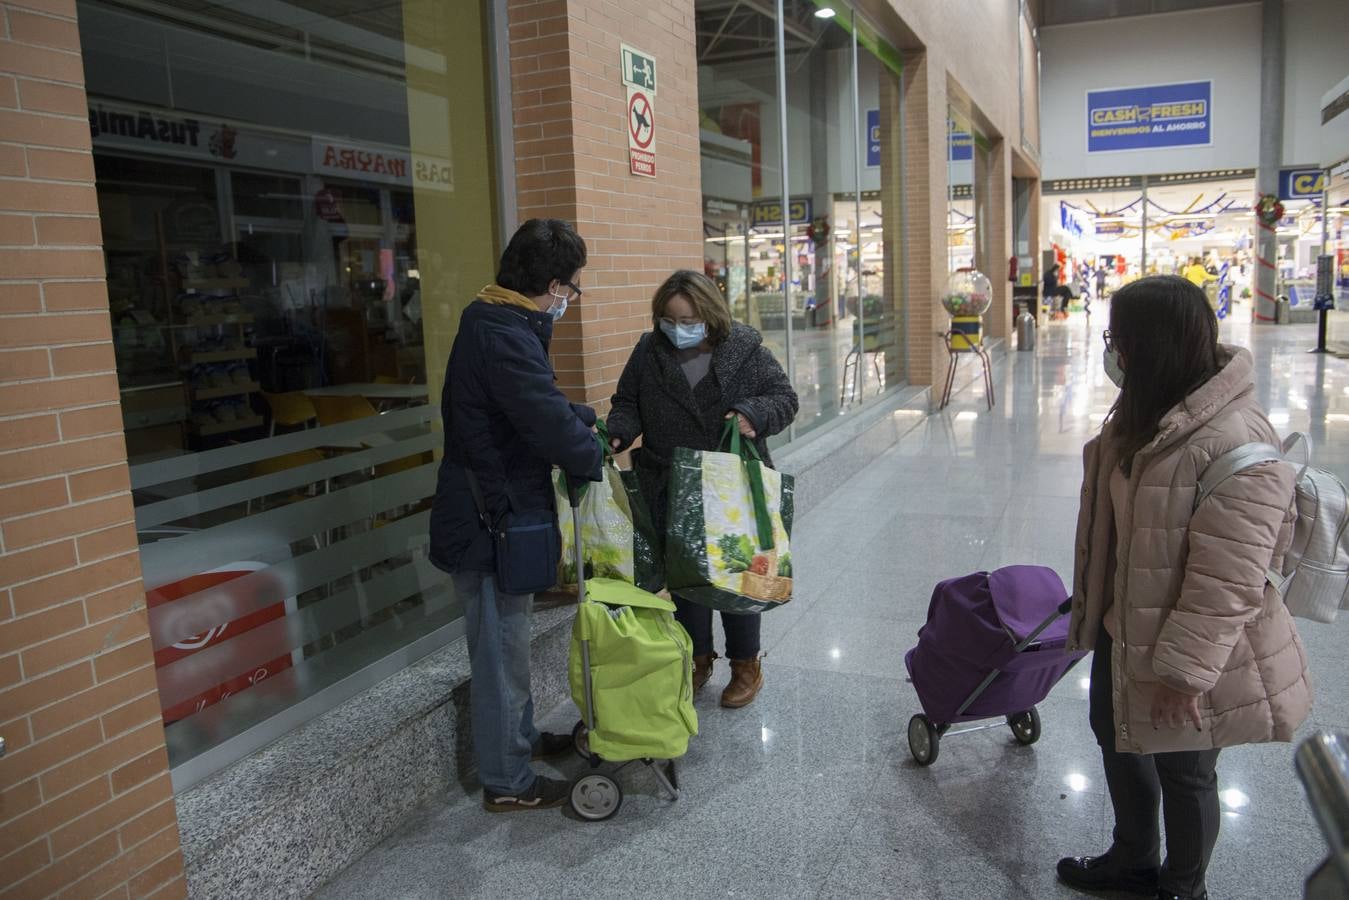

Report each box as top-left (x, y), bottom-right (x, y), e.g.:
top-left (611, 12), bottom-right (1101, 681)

top-left (555, 421), bottom-right (664, 593)
top-left (568, 577), bottom-right (698, 761)
top-left (665, 420), bottom-right (794, 613)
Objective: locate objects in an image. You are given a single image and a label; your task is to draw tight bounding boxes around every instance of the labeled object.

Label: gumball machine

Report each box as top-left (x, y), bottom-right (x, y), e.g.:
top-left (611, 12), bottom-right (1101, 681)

top-left (938, 269), bottom-right (996, 410)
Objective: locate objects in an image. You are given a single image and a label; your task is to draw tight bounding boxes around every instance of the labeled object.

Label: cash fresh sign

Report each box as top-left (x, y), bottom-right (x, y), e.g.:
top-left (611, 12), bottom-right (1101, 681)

top-left (1086, 81), bottom-right (1211, 153)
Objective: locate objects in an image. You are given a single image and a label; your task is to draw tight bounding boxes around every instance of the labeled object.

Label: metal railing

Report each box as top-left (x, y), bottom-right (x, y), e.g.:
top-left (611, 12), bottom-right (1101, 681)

top-left (1296, 731), bottom-right (1349, 898)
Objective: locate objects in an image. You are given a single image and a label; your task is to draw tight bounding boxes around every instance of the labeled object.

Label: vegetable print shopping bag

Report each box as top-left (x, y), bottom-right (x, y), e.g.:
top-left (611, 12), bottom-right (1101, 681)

top-left (664, 421), bottom-right (794, 613)
top-left (555, 422), bottom-right (664, 593)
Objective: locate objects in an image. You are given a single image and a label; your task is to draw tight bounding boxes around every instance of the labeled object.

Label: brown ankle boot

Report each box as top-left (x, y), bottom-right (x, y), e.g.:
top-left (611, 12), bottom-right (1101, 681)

top-left (692, 653), bottom-right (717, 692)
top-left (721, 657), bottom-right (763, 708)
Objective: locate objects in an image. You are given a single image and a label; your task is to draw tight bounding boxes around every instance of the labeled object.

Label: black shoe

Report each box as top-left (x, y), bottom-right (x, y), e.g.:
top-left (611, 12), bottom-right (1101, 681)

top-left (1056, 855), bottom-right (1159, 896)
top-left (483, 776), bottom-right (569, 812)
top-left (1157, 892), bottom-right (1207, 900)
top-left (532, 731), bottom-right (572, 760)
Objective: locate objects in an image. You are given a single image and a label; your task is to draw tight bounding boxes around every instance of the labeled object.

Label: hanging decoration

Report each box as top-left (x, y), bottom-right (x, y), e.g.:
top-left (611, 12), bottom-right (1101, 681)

top-left (1255, 193), bottom-right (1285, 228)
top-left (806, 216), bottom-right (831, 247)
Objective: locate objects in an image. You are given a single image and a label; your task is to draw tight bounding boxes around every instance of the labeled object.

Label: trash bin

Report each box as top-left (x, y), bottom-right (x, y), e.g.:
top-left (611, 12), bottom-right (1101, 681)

top-left (1276, 296), bottom-right (1291, 325)
top-left (1015, 304), bottom-right (1036, 352)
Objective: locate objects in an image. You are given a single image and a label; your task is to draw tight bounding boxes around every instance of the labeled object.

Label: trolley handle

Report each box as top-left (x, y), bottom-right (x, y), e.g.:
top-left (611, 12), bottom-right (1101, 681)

top-left (565, 472), bottom-right (584, 509)
top-left (1012, 597), bottom-right (1076, 653)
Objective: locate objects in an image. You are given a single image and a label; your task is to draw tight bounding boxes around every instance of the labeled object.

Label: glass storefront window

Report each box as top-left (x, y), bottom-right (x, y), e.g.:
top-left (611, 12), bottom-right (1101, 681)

top-left (695, 0), bottom-right (906, 445)
top-left (783, 8), bottom-right (855, 436)
top-left (80, 0), bottom-right (499, 785)
top-left (695, 1), bottom-right (788, 421)
top-left (947, 110), bottom-right (976, 273)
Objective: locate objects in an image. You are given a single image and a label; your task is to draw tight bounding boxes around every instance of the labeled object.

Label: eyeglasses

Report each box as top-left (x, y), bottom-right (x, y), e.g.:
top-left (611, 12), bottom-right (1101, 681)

top-left (565, 281), bottom-right (583, 300)
top-left (660, 316), bottom-right (704, 328)
top-left (1102, 330), bottom-right (1115, 353)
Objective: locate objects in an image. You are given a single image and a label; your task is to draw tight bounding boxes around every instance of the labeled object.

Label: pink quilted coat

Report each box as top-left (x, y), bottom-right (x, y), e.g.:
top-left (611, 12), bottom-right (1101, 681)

top-left (1069, 345), bottom-right (1312, 754)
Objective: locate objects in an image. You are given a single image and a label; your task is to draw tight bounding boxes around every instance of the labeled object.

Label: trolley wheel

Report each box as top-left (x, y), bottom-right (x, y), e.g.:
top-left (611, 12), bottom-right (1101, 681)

top-left (570, 773), bottom-right (622, 821)
top-left (572, 720), bottom-right (592, 761)
top-left (1008, 707), bottom-right (1042, 746)
top-left (907, 714), bottom-right (940, 766)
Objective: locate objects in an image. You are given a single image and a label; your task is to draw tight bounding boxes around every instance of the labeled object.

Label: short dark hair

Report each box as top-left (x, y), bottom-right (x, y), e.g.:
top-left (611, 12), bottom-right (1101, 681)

top-left (495, 219), bottom-right (587, 297)
top-left (652, 270), bottom-right (733, 345)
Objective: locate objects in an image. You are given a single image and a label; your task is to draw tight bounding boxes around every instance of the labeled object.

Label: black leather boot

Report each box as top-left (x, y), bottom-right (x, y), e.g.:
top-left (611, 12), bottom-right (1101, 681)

top-left (1056, 854), bottom-right (1159, 896)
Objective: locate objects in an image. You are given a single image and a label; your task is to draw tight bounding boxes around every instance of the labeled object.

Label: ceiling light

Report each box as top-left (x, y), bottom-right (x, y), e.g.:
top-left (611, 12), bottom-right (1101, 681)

top-left (815, 6), bottom-right (836, 18)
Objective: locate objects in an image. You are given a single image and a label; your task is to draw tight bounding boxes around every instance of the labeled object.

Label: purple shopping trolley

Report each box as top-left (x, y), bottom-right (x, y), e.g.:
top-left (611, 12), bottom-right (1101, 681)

top-left (903, 565), bottom-right (1086, 765)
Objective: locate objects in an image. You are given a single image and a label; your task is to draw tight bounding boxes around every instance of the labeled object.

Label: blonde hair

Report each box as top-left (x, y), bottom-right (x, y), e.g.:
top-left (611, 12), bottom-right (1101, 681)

top-left (652, 270), bottom-right (733, 345)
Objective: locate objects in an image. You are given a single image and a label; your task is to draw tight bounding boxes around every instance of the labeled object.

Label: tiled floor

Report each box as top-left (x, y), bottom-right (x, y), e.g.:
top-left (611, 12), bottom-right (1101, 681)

top-left (316, 311), bottom-right (1346, 899)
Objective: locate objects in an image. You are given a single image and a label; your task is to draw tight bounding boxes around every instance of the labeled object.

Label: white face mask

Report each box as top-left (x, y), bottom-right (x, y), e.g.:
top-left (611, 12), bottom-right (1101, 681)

top-left (1104, 347), bottom-right (1125, 388)
top-left (661, 320), bottom-right (707, 350)
top-left (546, 289), bottom-right (569, 322)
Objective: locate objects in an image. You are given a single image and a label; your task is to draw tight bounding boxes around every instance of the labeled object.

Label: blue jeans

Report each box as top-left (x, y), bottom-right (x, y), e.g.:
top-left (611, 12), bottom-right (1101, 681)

top-left (452, 571), bottom-right (540, 795)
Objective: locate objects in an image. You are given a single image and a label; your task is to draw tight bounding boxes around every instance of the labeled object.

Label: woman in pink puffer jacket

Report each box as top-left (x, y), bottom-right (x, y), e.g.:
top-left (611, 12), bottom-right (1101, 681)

top-left (1056, 277), bottom-right (1312, 900)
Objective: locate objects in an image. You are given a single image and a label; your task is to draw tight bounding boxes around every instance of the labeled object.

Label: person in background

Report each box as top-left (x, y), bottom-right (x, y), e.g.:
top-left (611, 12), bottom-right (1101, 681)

top-left (608, 270), bottom-right (798, 709)
top-left (1044, 262), bottom-right (1074, 319)
top-left (1095, 264), bottom-right (1109, 303)
top-left (1057, 276), bottom-right (1311, 900)
top-left (429, 218), bottom-right (603, 813)
top-left (1183, 256), bottom-right (1212, 288)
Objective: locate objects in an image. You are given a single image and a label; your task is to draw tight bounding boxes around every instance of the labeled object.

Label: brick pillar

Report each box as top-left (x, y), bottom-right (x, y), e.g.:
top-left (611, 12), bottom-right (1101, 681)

top-left (900, 51), bottom-right (948, 389)
top-left (878, 70), bottom-right (905, 384)
top-left (0, 1), bottom-right (186, 897)
top-left (984, 139), bottom-right (1012, 340)
top-left (507, 0), bottom-right (702, 409)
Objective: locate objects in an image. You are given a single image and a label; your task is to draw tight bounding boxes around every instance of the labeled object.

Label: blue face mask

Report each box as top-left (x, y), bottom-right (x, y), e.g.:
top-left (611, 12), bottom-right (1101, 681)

top-left (547, 289), bottom-right (569, 322)
top-left (661, 320), bottom-right (707, 350)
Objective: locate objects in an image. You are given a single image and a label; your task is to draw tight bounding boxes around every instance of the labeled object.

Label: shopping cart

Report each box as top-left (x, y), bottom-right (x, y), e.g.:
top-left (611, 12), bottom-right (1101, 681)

top-left (564, 478), bottom-right (696, 820)
top-left (904, 565), bottom-right (1086, 766)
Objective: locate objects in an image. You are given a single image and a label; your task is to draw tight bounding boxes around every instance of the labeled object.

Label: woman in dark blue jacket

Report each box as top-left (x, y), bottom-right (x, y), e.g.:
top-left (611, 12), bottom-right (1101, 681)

top-left (430, 219), bottom-right (602, 813)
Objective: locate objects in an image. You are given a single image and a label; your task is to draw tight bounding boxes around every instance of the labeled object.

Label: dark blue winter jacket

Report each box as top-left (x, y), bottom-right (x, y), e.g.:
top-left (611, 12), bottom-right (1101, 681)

top-left (429, 295), bottom-right (603, 574)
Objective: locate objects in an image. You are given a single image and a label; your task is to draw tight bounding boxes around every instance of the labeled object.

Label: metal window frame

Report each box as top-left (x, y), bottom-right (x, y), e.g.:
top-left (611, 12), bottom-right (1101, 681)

top-left (488, 0), bottom-right (518, 247)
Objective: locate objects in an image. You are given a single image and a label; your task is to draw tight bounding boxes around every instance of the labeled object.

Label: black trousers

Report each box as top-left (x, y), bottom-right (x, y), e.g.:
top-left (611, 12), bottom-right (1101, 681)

top-left (1089, 629), bottom-right (1221, 897)
top-left (673, 595), bottom-right (760, 659)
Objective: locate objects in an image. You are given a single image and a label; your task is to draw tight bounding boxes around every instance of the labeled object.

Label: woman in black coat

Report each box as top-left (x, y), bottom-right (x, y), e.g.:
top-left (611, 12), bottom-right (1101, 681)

top-left (608, 270), bottom-right (798, 709)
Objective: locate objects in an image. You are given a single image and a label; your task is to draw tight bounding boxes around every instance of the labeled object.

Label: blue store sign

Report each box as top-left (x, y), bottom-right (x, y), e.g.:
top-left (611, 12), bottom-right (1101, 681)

top-left (1279, 167), bottom-right (1327, 200)
top-left (866, 109), bottom-right (880, 167)
top-left (1086, 81), bottom-right (1211, 153)
top-left (949, 130), bottom-right (973, 161)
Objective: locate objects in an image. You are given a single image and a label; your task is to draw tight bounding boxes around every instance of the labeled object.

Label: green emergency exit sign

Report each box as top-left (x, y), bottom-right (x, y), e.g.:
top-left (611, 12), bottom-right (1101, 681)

top-left (621, 44), bottom-right (656, 94)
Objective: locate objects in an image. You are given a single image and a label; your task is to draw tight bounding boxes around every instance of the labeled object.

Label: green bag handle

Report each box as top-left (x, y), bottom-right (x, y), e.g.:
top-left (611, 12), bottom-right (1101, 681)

top-left (558, 419), bottom-right (613, 503)
top-left (595, 418), bottom-right (613, 459)
top-left (720, 416), bottom-right (775, 551)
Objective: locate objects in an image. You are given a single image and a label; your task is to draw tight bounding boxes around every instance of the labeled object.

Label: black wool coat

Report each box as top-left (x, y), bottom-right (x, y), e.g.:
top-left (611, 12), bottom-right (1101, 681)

top-left (429, 300), bottom-right (603, 574)
top-left (607, 322), bottom-right (799, 531)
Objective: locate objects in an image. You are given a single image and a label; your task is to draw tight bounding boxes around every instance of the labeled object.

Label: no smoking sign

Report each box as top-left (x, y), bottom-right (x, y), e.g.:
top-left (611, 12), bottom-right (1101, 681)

top-left (626, 87), bottom-right (656, 177)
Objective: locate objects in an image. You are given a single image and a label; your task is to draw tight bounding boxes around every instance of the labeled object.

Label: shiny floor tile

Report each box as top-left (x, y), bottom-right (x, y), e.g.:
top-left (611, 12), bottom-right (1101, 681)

top-left (318, 314), bottom-right (1347, 899)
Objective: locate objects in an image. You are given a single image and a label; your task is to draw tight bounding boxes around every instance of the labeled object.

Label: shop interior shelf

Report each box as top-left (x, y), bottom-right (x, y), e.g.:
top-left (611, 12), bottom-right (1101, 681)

top-left (173, 314), bottom-right (256, 328)
top-left (194, 381), bottom-right (261, 401)
top-left (124, 408), bottom-right (188, 430)
top-left (189, 348), bottom-right (258, 364)
top-left (182, 278), bottom-right (251, 290)
top-left (192, 415), bottom-right (264, 436)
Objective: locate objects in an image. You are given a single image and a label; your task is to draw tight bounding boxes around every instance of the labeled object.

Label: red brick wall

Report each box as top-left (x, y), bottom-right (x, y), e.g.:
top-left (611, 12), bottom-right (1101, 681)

top-left (900, 50), bottom-right (950, 388)
top-left (0, 1), bottom-right (185, 897)
top-left (508, 0), bottom-right (703, 409)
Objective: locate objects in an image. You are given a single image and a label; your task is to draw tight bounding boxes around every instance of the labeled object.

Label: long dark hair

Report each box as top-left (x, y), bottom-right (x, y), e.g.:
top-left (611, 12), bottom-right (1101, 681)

top-left (1106, 276), bottom-right (1220, 473)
